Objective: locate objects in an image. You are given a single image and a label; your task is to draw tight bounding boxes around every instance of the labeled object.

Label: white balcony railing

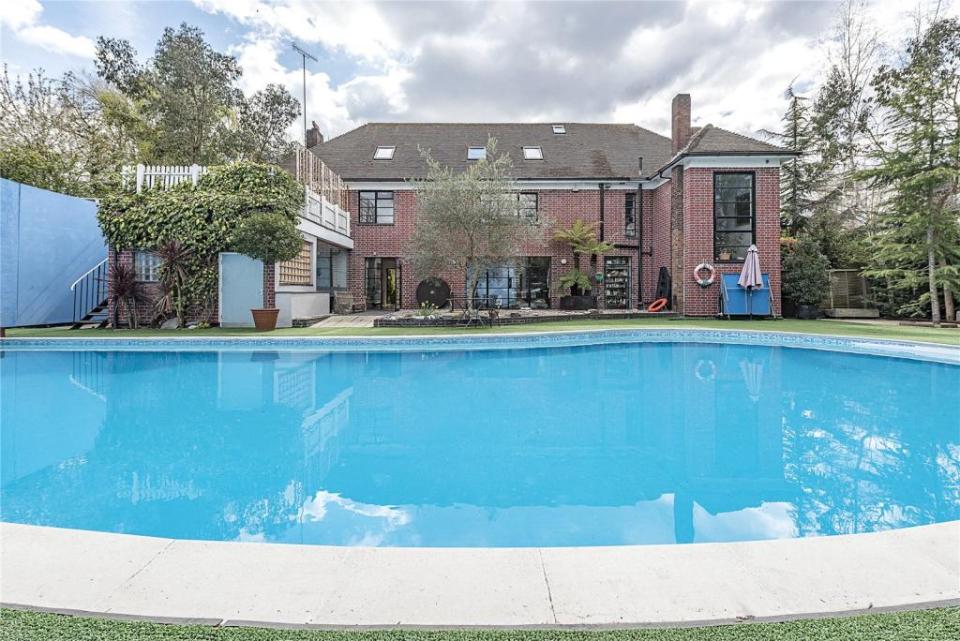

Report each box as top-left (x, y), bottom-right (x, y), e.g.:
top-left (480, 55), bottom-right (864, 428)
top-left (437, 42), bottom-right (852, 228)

top-left (125, 152), bottom-right (351, 239)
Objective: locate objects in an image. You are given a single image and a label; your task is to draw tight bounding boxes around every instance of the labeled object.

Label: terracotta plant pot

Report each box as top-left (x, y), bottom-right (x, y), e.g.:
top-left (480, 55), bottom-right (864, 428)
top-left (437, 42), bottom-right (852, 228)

top-left (251, 308), bottom-right (280, 331)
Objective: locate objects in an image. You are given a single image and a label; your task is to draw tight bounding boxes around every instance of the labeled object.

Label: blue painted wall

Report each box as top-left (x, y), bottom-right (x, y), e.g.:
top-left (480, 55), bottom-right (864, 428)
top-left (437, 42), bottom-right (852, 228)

top-left (1, 179), bottom-right (106, 327)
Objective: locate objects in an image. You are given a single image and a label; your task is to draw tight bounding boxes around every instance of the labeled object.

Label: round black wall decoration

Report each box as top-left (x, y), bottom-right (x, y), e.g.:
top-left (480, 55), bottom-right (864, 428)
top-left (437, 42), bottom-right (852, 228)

top-left (416, 278), bottom-right (451, 308)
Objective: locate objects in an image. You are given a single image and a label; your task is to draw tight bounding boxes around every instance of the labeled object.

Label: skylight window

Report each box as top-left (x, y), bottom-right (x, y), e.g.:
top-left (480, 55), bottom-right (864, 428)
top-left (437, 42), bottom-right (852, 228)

top-left (467, 146), bottom-right (486, 160)
top-left (373, 146), bottom-right (395, 160)
top-left (522, 146), bottom-right (543, 160)
top-left (552, 124), bottom-right (566, 134)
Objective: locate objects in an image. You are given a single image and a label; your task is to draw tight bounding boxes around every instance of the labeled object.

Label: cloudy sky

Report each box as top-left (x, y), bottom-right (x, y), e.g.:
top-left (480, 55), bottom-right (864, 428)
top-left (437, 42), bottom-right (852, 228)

top-left (1, 0), bottom-right (955, 141)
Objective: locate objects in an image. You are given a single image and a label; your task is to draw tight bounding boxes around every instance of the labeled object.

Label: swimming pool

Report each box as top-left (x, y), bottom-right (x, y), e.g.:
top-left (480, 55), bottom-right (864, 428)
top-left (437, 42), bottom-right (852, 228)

top-left (2, 332), bottom-right (957, 547)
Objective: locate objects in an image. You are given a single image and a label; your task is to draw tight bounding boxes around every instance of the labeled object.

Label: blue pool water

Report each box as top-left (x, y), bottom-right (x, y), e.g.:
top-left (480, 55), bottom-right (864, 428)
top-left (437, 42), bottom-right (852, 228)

top-left (1, 338), bottom-right (958, 547)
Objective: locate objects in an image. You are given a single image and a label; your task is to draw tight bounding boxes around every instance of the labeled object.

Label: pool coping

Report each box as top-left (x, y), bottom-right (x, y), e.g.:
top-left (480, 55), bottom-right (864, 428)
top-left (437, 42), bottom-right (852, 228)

top-left (2, 327), bottom-right (958, 364)
top-left (1, 521), bottom-right (958, 628)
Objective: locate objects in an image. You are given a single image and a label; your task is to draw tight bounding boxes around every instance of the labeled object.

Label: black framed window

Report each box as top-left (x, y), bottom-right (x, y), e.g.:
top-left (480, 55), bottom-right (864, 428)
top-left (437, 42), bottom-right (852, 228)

top-left (469, 257), bottom-right (551, 309)
top-left (517, 193), bottom-right (538, 221)
top-left (359, 191), bottom-right (394, 224)
top-left (714, 173), bottom-right (755, 261)
top-left (625, 192), bottom-right (637, 238)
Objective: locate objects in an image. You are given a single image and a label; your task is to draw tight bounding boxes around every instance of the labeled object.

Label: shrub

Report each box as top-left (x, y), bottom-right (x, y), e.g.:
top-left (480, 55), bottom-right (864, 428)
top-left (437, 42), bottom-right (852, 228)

top-left (98, 161), bottom-right (304, 320)
top-left (782, 238), bottom-right (830, 307)
top-left (232, 212), bottom-right (303, 265)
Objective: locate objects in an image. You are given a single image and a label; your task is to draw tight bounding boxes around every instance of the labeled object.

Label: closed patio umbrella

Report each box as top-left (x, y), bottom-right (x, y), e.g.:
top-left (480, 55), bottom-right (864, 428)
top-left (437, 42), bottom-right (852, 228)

top-left (738, 245), bottom-right (763, 318)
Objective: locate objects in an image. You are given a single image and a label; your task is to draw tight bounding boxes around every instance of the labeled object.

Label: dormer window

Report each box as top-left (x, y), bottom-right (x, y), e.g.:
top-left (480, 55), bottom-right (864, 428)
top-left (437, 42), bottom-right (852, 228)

top-left (522, 146), bottom-right (543, 160)
top-left (467, 146), bottom-right (486, 160)
top-left (552, 124), bottom-right (566, 134)
top-left (373, 146), bottom-right (395, 160)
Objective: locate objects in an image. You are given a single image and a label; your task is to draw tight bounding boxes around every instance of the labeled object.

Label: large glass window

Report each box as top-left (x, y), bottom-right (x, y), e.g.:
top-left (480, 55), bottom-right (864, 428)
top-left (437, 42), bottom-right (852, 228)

top-left (134, 251), bottom-right (161, 282)
top-left (714, 173), bottom-right (755, 261)
top-left (517, 193), bottom-right (538, 221)
top-left (316, 244), bottom-right (348, 291)
top-left (625, 192), bottom-right (638, 238)
top-left (359, 191), bottom-right (394, 224)
top-left (470, 257), bottom-right (550, 309)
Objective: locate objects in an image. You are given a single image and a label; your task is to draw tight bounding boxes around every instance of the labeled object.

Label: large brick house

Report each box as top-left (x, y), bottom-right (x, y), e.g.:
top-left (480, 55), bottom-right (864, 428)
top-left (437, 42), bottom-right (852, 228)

top-left (305, 93), bottom-right (791, 317)
top-left (109, 93), bottom-right (791, 327)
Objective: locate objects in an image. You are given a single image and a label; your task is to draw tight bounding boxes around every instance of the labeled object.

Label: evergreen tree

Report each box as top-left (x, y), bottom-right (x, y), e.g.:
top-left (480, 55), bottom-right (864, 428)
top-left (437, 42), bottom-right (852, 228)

top-left (765, 86), bottom-right (822, 235)
top-left (863, 18), bottom-right (960, 324)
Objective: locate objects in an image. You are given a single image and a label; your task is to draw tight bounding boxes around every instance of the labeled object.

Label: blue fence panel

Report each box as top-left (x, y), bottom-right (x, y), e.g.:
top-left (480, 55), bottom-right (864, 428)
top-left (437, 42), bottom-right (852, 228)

top-left (0, 179), bottom-right (106, 327)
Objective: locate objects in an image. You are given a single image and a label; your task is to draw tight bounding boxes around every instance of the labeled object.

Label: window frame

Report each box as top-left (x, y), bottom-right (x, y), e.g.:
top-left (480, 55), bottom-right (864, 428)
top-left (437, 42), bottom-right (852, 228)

top-left (517, 192), bottom-right (539, 222)
top-left (358, 190), bottom-right (395, 225)
top-left (373, 145), bottom-right (395, 160)
top-left (551, 124), bottom-right (566, 134)
top-left (713, 171), bottom-right (756, 262)
top-left (467, 146), bottom-right (486, 160)
top-left (522, 146), bottom-right (544, 160)
top-left (625, 191), bottom-right (638, 239)
top-left (133, 251), bottom-right (161, 283)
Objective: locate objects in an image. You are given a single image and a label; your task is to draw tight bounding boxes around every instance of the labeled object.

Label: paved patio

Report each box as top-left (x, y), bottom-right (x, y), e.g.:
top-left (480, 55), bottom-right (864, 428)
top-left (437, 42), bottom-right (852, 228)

top-left (2, 521), bottom-right (957, 628)
top-left (311, 311), bottom-right (388, 329)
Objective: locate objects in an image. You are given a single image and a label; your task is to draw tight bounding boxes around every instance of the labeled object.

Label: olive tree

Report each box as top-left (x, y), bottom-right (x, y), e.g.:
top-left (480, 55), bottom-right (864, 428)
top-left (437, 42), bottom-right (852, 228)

top-left (406, 139), bottom-right (549, 312)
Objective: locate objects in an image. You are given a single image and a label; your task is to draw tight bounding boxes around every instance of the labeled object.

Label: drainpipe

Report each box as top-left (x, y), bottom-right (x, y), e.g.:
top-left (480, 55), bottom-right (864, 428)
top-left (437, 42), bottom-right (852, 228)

top-left (598, 183), bottom-right (606, 241)
top-left (636, 185), bottom-right (644, 308)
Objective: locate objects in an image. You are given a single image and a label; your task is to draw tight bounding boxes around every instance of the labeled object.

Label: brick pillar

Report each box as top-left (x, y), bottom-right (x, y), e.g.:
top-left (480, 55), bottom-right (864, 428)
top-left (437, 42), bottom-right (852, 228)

top-left (670, 166), bottom-right (685, 314)
top-left (671, 94), bottom-right (691, 154)
top-left (263, 263), bottom-right (276, 308)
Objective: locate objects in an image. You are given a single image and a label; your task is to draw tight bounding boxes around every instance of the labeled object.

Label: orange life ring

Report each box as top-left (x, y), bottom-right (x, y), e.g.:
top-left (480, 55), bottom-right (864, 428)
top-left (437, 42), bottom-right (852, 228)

top-left (647, 298), bottom-right (668, 312)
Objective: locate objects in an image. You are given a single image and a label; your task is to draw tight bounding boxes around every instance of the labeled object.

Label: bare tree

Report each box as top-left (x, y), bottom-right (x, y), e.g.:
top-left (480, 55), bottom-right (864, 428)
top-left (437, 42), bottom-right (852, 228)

top-left (406, 139), bottom-right (550, 312)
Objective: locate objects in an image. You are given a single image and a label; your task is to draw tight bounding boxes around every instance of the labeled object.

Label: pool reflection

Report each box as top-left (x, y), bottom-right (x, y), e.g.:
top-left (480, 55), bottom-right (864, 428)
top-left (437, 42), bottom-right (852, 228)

top-left (1, 343), bottom-right (957, 546)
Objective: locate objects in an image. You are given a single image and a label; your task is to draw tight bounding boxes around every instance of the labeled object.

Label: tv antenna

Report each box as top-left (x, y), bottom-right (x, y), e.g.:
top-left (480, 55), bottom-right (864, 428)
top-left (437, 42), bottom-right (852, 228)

top-left (292, 42), bottom-right (318, 146)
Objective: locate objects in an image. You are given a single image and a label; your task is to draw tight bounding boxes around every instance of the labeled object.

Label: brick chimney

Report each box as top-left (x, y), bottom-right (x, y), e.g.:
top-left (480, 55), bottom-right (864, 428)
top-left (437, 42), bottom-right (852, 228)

top-left (306, 121), bottom-right (324, 148)
top-left (671, 94), bottom-right (691, 154)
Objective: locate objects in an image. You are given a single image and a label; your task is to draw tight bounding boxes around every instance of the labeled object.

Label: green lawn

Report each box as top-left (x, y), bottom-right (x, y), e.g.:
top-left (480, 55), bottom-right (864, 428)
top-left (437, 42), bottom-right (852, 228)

top-left (4, 317), bottom-right (959, 345)
top-left (2, 607), bottom-right (958, 641)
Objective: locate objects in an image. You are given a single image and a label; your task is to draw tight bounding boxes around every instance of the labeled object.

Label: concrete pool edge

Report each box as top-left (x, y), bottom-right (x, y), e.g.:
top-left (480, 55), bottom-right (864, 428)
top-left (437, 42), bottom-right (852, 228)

top-left (1, 327), bottom-right (958, 364)
top-left (3, 521), bottom-right (958, 628)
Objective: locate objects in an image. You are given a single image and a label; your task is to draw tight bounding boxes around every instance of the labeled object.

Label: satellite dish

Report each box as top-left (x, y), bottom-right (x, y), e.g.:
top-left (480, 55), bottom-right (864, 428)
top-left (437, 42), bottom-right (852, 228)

top-left (416, 278), bottom-right (451, 308)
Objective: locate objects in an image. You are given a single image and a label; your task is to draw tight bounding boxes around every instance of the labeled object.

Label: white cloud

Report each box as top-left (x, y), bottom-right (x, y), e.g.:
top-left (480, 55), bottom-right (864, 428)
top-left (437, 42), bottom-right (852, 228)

top-left (17, 24), bottom-right (96, 58)
top-left (195, 0), bottom-right (400, 66)
top-left (1, 0), bottom-right (96, 59)
top-left (196, 0), bottom-right (959, 141)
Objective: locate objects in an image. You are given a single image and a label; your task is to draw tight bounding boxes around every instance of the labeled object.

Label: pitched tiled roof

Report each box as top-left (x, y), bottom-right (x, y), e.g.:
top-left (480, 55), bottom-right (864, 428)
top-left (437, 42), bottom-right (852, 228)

top-left (308, 122), bottom-right (793, 182)
top-left (682, 124), bottom-right (789, 155)
top-left (309, 123), bottom-right (673, 181)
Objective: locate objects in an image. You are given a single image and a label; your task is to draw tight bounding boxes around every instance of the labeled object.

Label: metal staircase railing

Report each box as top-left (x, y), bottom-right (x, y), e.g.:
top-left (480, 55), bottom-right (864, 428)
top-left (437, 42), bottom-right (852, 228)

top-left (70, 258), bottom-right (109, 328)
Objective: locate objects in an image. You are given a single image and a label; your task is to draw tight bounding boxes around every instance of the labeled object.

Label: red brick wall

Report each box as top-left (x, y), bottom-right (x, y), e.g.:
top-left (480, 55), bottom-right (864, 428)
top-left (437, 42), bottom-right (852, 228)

top-left (642, 182), bottom-right (673, 304)
top-left (108, 249), bottom-right (227, 327)
top-left (347, 187), bottom-right (646, 310)
top-left (678, 167), bottom-right (782, 317)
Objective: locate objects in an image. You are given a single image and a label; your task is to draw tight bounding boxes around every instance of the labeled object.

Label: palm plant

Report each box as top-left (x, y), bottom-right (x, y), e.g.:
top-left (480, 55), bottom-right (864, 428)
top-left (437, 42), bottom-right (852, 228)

top-left (108, 263), bottom-right (148, 328)
top-left (153, 240), bottom-right (194, 327)
top-left (553, 219), bottom-right (613, 295)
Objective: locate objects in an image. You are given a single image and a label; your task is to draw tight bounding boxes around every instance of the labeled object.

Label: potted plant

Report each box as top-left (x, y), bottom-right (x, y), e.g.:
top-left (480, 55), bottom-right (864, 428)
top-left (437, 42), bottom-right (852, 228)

top-left (553, 219), bottom-right (613, 310)
top-left (782, 237), bottom-right (830, 319)
top-left (232, 212), bottom-right (304, 331)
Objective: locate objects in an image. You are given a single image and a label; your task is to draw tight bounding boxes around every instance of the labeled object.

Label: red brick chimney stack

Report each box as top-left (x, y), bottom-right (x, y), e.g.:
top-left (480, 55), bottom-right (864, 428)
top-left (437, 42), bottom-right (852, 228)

top-left (306, 121), bottom-right (324, 148)
top-left (671, 94), bottom-right (691, 154)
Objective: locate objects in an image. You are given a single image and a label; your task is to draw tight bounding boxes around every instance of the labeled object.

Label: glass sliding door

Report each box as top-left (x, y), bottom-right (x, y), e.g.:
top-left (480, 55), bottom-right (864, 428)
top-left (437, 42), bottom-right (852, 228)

top-left (470, 257), bottom-right (551, 309)
top-left (365, 258), bottom-right (383, 309)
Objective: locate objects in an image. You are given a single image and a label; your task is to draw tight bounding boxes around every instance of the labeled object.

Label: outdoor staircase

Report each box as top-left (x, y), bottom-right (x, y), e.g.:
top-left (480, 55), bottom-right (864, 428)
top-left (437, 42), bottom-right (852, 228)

top-left (70, 259), bottom-right (110, 329)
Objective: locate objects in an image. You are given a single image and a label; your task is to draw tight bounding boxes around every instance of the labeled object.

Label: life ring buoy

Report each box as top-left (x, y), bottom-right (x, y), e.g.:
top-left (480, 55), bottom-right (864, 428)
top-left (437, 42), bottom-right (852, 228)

top-left (647, 298), bottom-right (668, 312)
top-left (694, 262), bottom-right (716, 287)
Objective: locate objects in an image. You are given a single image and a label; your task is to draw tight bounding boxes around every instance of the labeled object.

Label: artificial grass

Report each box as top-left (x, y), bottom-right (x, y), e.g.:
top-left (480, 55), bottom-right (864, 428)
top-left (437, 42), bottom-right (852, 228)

top-left (1, 607), bottom-right (959, 641)
top-left (4, 317), bottom-right (959, 345)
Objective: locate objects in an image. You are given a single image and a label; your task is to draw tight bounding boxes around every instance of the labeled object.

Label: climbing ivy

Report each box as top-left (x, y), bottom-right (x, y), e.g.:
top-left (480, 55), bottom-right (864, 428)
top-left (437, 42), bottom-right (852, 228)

top-left (98, 161), bottom-right (304, 322)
